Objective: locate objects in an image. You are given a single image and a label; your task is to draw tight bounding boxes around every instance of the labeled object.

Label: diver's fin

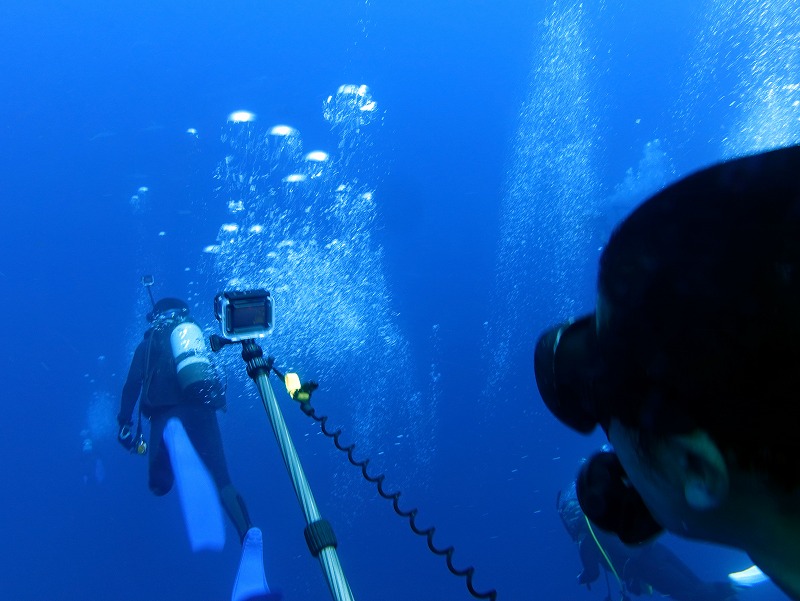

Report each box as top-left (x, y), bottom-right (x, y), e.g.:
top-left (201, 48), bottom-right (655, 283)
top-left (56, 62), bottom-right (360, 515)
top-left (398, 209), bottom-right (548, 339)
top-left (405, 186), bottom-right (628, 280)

top-left (232, 527), bottom-right (281, 601)
top-left (728, 565), bottom-right (769, 587)
top-left (163, 417), bottom-right (225, 551)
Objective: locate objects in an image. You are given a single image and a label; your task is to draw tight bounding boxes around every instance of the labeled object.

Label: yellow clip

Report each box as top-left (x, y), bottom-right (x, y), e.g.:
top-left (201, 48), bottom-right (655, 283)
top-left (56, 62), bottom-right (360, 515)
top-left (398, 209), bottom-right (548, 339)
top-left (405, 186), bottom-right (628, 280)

top-left (285, 372), bottom-right (302, 398)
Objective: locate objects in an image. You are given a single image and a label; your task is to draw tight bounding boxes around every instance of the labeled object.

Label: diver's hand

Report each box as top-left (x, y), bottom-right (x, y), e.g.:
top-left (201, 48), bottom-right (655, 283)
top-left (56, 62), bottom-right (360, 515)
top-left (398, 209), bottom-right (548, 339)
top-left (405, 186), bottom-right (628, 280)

top-left (117, 422), bottom-right (134, 451)
top-left (577, 564), bottom-right (600, 590)
top-left (577, 568), bottom-right (598, 589)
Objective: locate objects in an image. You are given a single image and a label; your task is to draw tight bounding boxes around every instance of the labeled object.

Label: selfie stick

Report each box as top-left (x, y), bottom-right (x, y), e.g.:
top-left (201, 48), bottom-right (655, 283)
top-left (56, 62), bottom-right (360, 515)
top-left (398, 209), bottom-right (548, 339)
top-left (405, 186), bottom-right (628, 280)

top-left (239, 340), bottom-right (355, 601)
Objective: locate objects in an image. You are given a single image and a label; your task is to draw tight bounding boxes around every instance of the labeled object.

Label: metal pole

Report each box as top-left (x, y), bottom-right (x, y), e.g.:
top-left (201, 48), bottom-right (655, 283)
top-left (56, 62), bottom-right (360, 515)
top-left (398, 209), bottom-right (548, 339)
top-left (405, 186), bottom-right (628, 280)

top-left (248, 351), bottom-right (355, 601)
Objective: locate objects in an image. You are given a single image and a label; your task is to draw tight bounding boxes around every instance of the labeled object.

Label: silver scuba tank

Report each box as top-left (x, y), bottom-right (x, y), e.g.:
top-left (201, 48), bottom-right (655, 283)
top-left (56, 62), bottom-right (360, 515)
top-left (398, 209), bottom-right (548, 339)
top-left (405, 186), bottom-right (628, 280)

top-left (169, 319), bottom-right (224, 406)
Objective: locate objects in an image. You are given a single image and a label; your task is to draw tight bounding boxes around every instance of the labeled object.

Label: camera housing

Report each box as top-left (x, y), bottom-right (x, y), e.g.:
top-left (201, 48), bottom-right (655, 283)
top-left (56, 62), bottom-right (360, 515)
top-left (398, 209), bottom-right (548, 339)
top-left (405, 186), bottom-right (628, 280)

top-left (214, 289), bottom-right (274, 342)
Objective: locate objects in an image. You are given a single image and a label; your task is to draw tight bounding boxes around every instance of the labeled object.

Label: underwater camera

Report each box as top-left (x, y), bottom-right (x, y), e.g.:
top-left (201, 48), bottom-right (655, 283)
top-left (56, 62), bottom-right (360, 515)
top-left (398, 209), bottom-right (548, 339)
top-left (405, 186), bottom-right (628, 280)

top-left (212, 289), bottom-right (274, 349)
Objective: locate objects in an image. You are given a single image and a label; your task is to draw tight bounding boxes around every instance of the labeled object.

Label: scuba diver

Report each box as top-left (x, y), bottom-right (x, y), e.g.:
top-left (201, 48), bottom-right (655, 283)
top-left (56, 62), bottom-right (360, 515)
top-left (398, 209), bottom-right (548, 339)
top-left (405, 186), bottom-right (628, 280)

top-left (118, 289), bottom-right (281, 601)
top-left (116, 296), bottom-right (253, 543)
top-left (534, 145), bottom-right (800, 599)
top-left (80, 428), bottom-right (105, 486)
top-left (557, 479), bottom-right (738, 601)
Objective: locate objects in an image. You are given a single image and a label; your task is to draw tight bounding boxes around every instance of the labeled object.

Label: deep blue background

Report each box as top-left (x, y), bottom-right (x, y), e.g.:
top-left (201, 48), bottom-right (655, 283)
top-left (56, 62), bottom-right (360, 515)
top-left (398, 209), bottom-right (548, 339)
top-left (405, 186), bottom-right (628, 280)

top-left (0, 1), bottom-right (792, 600)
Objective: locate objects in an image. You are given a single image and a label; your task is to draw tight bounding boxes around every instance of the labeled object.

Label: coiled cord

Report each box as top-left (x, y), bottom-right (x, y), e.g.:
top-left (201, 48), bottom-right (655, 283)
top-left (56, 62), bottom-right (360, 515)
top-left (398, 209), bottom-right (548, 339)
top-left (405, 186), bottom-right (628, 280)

top-left (297, 400), bottom-right (497, 600)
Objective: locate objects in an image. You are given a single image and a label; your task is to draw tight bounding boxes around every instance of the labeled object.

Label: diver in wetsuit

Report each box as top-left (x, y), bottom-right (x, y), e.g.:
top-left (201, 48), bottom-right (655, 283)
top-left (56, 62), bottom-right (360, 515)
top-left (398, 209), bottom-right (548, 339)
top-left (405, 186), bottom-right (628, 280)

top-left (117, 297), bottom-right (253, 543)
top-left (557, 481), bottom-right (738, 601)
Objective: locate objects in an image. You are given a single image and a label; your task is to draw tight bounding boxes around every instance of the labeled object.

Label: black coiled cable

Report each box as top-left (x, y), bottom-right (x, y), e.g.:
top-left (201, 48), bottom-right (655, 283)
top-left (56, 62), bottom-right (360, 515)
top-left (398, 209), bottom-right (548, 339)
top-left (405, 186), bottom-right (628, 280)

top-left (296, 400), bottom-right (497, 601)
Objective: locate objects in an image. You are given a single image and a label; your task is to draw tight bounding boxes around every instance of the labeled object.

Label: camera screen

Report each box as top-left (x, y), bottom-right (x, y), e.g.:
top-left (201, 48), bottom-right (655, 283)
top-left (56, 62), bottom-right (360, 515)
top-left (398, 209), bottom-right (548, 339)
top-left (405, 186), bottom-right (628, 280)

top-left (227, 300), bottom-right (270, 333)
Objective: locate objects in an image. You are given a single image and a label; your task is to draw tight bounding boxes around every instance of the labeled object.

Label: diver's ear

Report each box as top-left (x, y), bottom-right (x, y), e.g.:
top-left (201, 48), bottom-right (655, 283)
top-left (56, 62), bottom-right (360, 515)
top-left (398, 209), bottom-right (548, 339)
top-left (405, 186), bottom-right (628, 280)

top-left (669, 430), bottom-right (730, 510)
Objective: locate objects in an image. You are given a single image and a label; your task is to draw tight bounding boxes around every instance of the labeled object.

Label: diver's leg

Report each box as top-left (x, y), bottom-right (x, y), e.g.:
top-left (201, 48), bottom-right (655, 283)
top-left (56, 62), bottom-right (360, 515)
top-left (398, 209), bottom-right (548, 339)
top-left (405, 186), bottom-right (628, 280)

top-left (182, 406), bottom-right (253, 542)
top-left (221, 483), bottom-right (254, 544)
top-left (148, 410), bottom-right (174, 496)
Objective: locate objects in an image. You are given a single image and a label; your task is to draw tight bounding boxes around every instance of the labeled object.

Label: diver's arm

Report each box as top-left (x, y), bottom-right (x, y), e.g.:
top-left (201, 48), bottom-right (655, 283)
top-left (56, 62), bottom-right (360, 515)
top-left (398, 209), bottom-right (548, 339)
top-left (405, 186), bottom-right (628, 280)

top-left (117, 340), bottom-right (146, 424)
top-left (631, 542), bottom-right (738, 601)
top-left (577, 536), bottom-right (602, 586)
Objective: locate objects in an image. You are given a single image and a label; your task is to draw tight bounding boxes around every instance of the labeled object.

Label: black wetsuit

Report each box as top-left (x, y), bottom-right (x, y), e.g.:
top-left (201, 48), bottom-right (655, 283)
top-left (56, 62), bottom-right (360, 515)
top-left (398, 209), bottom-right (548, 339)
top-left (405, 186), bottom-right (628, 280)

top-left (557, 483), bottom-right (738, 601)
top-left (119, 327), bottom-right (252, 542)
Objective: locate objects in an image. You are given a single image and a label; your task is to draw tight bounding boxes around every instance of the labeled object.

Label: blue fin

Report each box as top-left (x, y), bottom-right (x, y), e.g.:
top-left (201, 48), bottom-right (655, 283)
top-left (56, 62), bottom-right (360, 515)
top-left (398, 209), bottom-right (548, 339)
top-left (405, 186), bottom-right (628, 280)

top-left (163, 417), bottom-right (226, 551)
top-left (232, 527), bottom-right (281, 601)
top-left (728, 565), bottom-right (769, 587)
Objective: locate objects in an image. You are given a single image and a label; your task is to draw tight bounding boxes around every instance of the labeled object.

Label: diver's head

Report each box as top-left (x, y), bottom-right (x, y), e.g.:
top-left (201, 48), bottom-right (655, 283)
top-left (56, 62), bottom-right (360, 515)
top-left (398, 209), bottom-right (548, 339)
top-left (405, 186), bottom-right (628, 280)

top-left (556, 481), bottom-right (585, 542)
top-left (535, 145), bottom-right (800, 545)
top-left (147, 297), bottom-right (190, 323)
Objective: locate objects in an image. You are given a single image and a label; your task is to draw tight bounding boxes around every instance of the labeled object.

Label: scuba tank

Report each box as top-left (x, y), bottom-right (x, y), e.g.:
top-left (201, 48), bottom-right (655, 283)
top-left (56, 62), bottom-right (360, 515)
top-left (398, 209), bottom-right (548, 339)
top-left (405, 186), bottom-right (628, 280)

top-left (169, 318), bottom-right (226, 408)
top-left (143, 290), bottom-right (226, 409)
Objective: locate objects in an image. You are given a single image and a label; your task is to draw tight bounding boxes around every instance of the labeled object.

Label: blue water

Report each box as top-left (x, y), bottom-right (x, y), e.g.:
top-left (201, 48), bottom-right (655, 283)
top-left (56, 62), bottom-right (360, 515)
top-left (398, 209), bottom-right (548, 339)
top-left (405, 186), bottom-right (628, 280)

top-left (1, 1), bottom-right (797, 600)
